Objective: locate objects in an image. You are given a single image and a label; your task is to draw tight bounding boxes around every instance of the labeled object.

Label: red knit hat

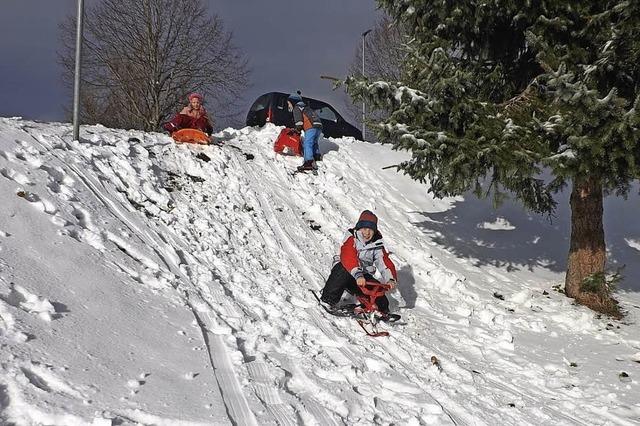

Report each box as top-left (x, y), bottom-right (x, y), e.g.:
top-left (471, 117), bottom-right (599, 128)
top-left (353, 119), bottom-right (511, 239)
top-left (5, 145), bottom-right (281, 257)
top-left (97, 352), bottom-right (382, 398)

top-left (188, 92), bottom-right (203, 102)
top-left (355, 210), bottom-right (378, 231)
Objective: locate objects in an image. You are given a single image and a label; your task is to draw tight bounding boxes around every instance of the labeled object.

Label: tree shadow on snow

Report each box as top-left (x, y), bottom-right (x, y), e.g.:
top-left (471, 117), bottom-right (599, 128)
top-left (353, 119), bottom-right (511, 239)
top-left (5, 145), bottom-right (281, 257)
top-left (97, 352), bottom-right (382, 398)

top-left (412, 200), bottom-right (569, 274)
top-left (601, 190), bottom-right (640, 293)
top-left (410, 188), bottom-right (640, 292)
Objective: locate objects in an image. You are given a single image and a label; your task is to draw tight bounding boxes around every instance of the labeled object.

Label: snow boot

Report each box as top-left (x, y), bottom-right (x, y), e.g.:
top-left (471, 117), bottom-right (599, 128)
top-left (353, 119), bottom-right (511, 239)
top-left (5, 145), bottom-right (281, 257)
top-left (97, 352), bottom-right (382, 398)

top-left (297, 160), bottom-right (316, 172)
top-left (327, 303), bottom-right (356, 316)
top-left (379, 312), bottom-right (402, 323)
top-left (321, 295), bottom-right (355, 316)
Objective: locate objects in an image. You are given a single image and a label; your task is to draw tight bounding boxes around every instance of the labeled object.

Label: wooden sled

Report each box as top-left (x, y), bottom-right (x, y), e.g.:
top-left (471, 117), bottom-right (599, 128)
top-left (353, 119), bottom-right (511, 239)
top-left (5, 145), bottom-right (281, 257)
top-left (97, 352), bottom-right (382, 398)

top-left (172, 128), bottom-right (211, 145)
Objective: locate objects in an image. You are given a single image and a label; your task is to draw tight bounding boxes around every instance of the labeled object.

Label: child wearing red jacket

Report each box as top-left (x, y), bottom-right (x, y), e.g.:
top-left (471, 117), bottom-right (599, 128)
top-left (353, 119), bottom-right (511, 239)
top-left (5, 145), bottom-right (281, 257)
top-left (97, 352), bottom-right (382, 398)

top-left (320, 210), bottom-right (398, 317)
top-left (163, 93), bottom-right (214, 135)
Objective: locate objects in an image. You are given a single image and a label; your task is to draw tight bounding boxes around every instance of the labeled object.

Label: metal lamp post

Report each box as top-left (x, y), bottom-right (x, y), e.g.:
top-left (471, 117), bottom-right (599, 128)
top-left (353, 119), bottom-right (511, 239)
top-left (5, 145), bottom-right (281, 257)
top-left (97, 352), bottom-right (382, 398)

top-left (361, 29), bottom-right (372, 141)
top-left (72, 0), bottom-right (85, 141)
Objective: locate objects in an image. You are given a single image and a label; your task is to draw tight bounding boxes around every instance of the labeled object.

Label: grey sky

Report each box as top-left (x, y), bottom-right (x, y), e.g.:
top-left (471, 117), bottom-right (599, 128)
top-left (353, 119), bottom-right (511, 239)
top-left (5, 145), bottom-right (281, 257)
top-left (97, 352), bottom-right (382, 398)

top-left (0, 0), bottom-right (382, 127)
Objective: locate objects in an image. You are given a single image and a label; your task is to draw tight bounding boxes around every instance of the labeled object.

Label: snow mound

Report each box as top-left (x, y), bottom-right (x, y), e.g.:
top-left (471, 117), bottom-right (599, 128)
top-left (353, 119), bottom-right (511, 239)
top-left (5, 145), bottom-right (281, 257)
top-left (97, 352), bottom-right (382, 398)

top-left (478, 217), bottom-right (516, 231)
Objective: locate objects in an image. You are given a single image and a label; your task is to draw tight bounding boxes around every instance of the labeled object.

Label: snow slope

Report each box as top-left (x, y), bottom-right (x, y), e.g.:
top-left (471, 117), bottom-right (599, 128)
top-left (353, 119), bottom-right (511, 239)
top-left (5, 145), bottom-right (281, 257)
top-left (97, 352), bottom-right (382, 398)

top-left (0, 117), bottom-right (639, 425)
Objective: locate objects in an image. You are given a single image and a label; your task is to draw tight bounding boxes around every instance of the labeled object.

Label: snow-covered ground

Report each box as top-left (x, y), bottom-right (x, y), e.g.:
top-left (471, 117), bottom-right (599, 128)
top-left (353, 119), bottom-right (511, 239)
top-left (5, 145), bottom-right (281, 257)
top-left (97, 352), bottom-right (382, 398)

top-left (0, 116), bottom-right (639, 425)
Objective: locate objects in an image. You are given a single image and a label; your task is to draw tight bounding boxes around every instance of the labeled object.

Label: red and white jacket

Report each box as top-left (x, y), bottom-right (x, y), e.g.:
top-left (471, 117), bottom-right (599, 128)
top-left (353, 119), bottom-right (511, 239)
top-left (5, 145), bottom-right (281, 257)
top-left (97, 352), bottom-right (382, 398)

top-left (162, 106), bottom-right (213, 135)
top-left (336, 228), bottom-right (397, 283)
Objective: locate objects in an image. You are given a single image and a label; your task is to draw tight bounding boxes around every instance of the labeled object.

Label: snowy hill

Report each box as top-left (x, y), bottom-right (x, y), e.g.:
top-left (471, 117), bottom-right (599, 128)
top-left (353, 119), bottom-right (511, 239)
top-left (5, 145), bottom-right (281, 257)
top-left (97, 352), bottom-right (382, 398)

top-left (0, 116), bottom-right (639, 425)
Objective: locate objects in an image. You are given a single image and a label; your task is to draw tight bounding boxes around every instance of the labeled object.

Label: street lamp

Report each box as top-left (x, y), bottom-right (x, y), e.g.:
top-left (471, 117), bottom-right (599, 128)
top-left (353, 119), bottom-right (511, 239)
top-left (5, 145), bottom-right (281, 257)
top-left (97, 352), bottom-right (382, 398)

top-left (72, 0), bottom-right (85, 141)
top-left (362, 29), bottom-right (372, 141)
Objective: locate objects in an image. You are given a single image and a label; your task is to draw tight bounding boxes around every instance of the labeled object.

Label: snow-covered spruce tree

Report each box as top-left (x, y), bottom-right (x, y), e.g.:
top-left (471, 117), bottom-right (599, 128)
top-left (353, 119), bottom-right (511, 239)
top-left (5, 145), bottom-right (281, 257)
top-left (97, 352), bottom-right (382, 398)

top-left (346, 1), bottom-right (640, 315)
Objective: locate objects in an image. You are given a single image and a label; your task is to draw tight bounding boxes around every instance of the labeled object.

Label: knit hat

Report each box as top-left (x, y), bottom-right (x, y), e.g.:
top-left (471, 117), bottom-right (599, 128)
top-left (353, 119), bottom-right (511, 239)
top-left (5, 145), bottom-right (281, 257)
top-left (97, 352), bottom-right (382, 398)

top-left (355, 210), bottom-right (378, 231)
top-left (188, 92), bottom-right (204, 102)
top-left (288, 92), bottom-right (303, 103)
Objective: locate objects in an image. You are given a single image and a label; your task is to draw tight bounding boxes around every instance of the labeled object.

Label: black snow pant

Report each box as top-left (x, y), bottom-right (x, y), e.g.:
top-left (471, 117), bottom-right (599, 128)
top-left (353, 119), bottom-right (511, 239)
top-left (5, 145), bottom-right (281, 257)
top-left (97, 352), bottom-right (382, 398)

top-left (320, 262), bottom-right (389, 313)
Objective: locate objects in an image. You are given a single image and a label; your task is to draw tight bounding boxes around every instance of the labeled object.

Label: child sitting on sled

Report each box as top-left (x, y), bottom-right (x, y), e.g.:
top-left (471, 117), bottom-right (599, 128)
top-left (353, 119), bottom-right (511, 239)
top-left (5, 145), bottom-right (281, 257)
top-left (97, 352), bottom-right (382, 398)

top-left (163, 92), bottom-right (214, 136)
top-left (320, 210), bottom-right (399, 320)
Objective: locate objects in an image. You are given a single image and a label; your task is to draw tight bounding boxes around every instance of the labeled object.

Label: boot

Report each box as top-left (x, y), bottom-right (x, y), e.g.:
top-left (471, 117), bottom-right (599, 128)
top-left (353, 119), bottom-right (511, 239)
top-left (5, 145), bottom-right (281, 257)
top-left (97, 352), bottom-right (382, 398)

top-left (379, 312), bottom-right (402, 323)
top-left (297, 160), bottom-right (315, 172)
top-left (326, 303), bottom-right (355, 316)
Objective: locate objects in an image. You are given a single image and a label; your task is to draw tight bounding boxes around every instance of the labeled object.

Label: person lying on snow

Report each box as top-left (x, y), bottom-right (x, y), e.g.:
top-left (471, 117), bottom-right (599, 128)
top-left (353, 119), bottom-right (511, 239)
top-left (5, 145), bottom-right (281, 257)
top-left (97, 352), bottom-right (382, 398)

top-left (163, 93), bottom-right (214, 136)
top-left (320, 210), bottom-right (400, 321)
top-left (287, 92), bottom-right (323, 172)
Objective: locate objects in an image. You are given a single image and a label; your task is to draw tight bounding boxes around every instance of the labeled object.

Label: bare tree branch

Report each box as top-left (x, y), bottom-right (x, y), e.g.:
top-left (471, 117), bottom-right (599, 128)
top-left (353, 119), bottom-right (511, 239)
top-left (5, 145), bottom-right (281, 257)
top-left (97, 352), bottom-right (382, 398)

top-left (59, 0), bottom-right (249, 131)
top-left (345, 15), bottom-right (406, 142)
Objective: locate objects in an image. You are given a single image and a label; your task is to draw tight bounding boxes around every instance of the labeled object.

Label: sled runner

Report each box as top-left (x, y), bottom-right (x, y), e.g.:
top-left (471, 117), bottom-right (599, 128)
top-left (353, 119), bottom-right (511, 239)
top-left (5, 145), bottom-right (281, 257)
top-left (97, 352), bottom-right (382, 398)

top-left (310, 281), bottom-right (400, 337)
top-left (273, 128), bottom-right (302, 156)
top-left (353, 282), bottom-right (397, 337)
top-left (172, 128), bottom-right (211, 145)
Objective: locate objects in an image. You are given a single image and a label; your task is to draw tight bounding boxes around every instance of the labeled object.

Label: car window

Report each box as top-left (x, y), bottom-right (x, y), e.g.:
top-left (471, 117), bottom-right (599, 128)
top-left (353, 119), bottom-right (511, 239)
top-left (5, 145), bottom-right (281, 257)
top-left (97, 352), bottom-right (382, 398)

top-left (276, 95), bottom-right (288, 110)
top-left (315, 106), bottom-right (338, 122)
top-left (250, 95), bottom-right (268, 112)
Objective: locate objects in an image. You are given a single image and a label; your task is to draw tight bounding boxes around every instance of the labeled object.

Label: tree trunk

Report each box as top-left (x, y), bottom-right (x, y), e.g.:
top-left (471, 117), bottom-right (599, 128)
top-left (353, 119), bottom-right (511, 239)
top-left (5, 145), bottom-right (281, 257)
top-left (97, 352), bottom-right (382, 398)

top-left (565, 176), bottom-right (606, 301)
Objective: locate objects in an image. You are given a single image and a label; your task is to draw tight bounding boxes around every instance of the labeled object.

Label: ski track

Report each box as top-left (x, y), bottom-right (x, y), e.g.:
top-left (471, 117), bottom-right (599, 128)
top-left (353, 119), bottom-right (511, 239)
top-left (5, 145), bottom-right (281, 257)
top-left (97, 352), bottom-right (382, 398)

top-left (0, 119), bottom-right (638, 425)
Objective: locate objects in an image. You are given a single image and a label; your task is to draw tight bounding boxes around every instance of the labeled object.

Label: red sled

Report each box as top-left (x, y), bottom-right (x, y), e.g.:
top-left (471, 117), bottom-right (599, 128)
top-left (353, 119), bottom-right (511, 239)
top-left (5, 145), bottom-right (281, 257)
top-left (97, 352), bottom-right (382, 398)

top-left (172, 128), bottom-right (211, 145)
top-left (273, 128), bottom-right (302, 156)
top-left (354, 282), bottom-right (394, 337)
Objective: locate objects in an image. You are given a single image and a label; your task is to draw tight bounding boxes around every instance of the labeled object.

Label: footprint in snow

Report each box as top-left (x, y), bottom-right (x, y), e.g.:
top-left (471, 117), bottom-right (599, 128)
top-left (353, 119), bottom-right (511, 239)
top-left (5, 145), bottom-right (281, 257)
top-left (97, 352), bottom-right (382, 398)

top-left (184, 372), bottom-right (200, 380)
top-left (15, 190), bottom-right (58, 215)
top-left (0, 304), bottom-right (31, 342)
top-left (126, 376), bottom-right (148, 394)
top-left (0, 149), bottom-right (15, 162)
top-left (40, 164), bottom-right (75, 199)
top-left (0, 283), bottom-right (67, 321)
top-left (20, 363), bottom-right (85, 398)
top-left (1, 167), bottom-right (33, 186)
top-left (21, 367), bottom-right (52, 392)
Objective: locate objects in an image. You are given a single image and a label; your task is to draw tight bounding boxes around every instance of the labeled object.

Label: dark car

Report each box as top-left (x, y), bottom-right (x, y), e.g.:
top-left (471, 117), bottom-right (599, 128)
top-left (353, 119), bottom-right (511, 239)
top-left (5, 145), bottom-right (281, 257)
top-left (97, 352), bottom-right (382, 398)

top-left (246, 92), bottom-right (363, 140)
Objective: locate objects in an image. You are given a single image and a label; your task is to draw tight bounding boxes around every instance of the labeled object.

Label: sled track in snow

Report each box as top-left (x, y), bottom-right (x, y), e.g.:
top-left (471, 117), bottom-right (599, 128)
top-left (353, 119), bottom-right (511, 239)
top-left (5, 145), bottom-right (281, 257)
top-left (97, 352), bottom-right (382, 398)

top-left (241, 151), bottom-right (471, 425)
top-left (26, 130), bottom-right (260, 426)
top-left (163, 143), bottom-right (330, 424)
top-left (206, 145), bottom-right (342, 424)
